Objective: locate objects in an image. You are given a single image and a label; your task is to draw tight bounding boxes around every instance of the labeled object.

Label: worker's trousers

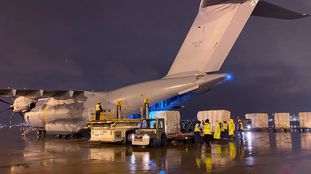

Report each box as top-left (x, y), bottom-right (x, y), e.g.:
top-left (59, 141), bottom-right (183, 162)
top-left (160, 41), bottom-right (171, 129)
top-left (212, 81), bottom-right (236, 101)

top-left (204, 134), bottom-right (212, 146)
top-left (95, 111), bottom-right (101, 120)
top-left (194, 132), bottom-right (201, 144)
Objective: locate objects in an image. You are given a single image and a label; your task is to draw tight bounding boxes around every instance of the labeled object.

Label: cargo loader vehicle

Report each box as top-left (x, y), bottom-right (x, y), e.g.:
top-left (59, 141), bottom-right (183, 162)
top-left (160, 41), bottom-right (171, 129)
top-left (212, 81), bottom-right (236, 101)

top-left (132, 111), bottom-right (193, 147)
top-left (132, 118), bottom-right (167, 146)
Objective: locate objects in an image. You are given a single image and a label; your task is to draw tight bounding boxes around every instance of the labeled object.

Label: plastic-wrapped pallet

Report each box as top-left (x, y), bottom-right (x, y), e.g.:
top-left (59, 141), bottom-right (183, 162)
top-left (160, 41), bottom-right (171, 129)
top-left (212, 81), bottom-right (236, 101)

top-left (274, 113), bottom-right (290, 129)
top-left (149, 111), bottom-right (180, 134)
top-left (197, 110), bottom-right (231, 132)
top-left (299, 112), bottom-right (311, 128)
top-left (301, 134), bottom-right (311, 150)
top-left (245, 113), bottom-right (268, 128)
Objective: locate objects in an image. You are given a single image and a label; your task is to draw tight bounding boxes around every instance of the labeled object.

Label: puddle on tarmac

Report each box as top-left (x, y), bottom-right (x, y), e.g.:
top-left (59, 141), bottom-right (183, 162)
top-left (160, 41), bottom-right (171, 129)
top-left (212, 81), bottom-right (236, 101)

top-left (1, 128), bottom-right (311, 174)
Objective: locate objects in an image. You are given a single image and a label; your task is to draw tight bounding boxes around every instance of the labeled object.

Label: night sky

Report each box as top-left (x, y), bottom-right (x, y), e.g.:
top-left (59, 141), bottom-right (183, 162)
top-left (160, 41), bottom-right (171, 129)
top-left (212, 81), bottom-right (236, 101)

top-left (0, 0), bottom-right (311, 123)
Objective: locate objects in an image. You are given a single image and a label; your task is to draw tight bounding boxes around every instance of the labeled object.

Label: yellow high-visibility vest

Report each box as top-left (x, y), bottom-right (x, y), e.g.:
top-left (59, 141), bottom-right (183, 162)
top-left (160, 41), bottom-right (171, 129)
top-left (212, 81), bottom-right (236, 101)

top-left (214, 123), bottom-right (221, 139)
top-left (228, 119), bottom-right (235, 136)
top-left (194, 123), bottom-right (200, 132)
top-left (203, 123), bottom-right (211, 135)
top-left (223, 123), bottom-right (228, 130)
top-left (95, 104), bottom-right (101, 111)
top-left (239, 122), bottom-right (244, 130)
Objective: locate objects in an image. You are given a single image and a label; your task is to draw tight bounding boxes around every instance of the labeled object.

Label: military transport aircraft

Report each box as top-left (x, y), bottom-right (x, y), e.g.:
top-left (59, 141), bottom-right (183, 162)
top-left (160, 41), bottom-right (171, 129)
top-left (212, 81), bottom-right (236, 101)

top-left (0, 0), bottom-right (309, 135)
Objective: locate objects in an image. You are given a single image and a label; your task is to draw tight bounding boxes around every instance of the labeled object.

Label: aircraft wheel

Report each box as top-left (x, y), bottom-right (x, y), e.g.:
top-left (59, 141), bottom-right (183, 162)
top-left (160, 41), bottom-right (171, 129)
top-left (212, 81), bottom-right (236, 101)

top-left (126, 131), bottom-right (135, 144)
top-left (148, 139), bottom-right (154, 147)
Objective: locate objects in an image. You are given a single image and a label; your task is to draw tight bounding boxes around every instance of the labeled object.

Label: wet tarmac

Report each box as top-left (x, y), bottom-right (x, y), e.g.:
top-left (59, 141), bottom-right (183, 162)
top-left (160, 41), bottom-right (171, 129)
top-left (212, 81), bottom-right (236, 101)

top-left (1, 128), bottom-right (311, 174)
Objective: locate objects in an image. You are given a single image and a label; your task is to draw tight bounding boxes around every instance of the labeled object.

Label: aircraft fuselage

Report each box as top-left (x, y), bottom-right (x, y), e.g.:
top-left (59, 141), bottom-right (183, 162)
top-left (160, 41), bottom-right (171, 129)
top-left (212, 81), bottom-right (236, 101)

top-left (23, 74), bottom-right (227, 134)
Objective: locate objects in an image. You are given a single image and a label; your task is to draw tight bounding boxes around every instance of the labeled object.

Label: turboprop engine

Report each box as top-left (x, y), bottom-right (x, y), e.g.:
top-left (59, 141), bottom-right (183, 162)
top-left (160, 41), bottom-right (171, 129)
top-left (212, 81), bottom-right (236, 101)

top-left (11, 96), bottom-right (37, 113)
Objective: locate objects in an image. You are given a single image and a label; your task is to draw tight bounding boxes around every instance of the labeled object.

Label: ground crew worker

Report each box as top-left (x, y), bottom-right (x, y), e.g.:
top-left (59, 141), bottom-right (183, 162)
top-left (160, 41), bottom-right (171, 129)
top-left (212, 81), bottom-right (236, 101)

top-left (202, 119), bottom-right (212, 146)
top-left (228, 119), bottom-right (235, 140)
top-left (238, 119), bottom-right (244, 139)
top-left (95, 102), bottom-right (103, 120)
top-left (194, 120), bottom-right (202, 144)
top-left (221, 121), bottom-right (228, 140)
top-left (213, 122), bottom-right (221, 143)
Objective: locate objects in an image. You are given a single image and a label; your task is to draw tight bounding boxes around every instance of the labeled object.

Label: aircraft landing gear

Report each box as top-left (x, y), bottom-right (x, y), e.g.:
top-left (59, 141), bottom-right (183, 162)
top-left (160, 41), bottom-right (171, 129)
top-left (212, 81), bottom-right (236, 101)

top-left (36, 130), bottom-right (46, 139)
top-left (36, 130), bottom-right (46, 136)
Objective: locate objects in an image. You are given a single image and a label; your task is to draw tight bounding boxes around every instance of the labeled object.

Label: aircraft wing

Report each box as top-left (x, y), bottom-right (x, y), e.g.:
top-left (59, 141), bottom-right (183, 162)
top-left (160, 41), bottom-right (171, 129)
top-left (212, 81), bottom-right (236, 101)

top-left (0, 88), bottom-right (85, 99)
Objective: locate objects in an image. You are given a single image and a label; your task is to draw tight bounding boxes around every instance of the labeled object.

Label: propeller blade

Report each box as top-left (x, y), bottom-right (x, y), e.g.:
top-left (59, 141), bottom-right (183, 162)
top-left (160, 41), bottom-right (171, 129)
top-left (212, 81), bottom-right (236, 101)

top-left (0, 98), bottom-right (12, 105)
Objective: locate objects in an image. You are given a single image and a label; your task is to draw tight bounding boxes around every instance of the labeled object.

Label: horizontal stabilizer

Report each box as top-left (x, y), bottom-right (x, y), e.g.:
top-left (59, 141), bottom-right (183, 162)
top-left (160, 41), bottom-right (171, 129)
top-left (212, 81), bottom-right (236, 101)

top-left (0, 88), bottom-right (85, 99)
top-left (252, 0), bottom-right (310, 19)
top-left (167, 0), bottom-right (258, 76)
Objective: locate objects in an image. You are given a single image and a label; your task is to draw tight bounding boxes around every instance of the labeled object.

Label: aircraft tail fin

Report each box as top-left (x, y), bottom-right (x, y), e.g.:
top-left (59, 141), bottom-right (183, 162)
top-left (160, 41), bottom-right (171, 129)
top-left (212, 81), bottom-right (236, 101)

top-left (166, 0), bottom-right (258, 77)
top-left (165, 0), bottom-right (309, 78)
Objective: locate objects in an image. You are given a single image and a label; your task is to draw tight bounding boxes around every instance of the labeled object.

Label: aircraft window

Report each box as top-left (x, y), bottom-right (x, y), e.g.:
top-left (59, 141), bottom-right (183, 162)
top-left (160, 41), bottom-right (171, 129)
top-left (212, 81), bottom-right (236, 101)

top-left (141, 120), bottom-right (149, 128)
top-left (150, 121), bottom-right (156, 128)
top-left (141, 119), bottom-right (157, 129)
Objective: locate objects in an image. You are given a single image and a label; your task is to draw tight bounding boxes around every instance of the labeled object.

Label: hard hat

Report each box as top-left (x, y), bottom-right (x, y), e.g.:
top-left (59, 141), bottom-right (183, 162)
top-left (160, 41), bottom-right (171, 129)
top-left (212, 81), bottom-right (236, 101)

top-left (116, 101), bottom-right (122, 105)
top-left (144, 98), bottom-right (149, 103)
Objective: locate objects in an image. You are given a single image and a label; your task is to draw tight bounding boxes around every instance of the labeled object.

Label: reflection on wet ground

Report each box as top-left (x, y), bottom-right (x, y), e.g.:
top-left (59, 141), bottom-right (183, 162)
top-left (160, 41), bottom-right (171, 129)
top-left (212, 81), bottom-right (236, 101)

top-left (1, 128), bottom-right (311, 174)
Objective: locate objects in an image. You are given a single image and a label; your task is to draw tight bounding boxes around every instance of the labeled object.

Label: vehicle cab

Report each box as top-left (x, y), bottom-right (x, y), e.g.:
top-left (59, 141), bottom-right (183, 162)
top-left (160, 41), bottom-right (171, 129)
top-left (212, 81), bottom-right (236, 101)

top-left (132, 118), bottom-right (167, 146)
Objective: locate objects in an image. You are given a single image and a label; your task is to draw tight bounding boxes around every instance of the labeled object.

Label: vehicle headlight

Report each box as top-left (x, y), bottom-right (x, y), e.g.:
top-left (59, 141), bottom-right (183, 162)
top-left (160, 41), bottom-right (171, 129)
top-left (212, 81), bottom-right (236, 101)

top-left (143, 134), bottom-right (150, 140)
top-left (247, 125), bottom-right (251, 129)
top-left (131, 134), bottom-right (135, 140)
